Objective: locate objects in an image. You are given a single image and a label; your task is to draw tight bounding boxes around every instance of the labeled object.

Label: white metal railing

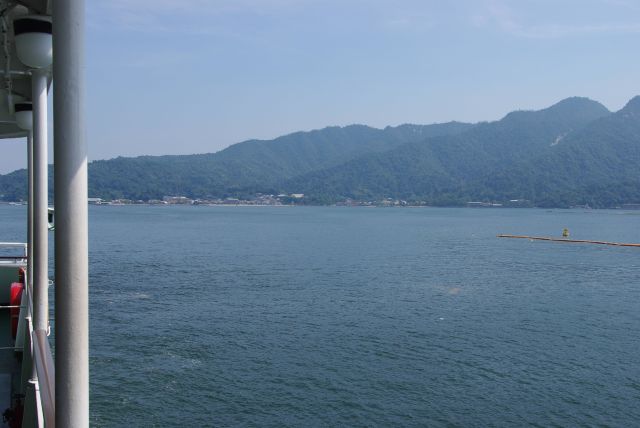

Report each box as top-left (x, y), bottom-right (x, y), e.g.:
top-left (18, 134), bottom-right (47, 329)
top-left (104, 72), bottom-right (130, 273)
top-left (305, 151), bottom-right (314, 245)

top-left (23, 264), bottom-right (54, 428)
top-left (0, 242), bottom-right (28, 264)
top-left (1, 251), bottom-right (54, 428)
top-left (0, 243), bottom-right (27, 252)
top-left (33, 329), bottom-right (55, 426)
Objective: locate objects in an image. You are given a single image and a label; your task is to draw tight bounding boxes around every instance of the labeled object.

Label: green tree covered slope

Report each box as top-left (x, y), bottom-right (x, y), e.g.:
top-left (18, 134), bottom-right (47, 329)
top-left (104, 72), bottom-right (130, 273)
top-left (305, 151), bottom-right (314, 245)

top-left (2, 96), bottom-right (639, 207)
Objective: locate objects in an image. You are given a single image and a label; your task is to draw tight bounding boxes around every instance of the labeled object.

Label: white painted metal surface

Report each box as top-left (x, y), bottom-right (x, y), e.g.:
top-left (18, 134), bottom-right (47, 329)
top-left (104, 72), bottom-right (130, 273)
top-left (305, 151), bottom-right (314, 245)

top-left (5, 258), bottom-right (49, 428)
top-left (27, 132), bottom-right (34, 289)
top-left (0, 1), bottom-right (89, 426)
top-left (31, 68), bottom-right (47, 333)
top-left (53, 0), bottom-right (89, 426)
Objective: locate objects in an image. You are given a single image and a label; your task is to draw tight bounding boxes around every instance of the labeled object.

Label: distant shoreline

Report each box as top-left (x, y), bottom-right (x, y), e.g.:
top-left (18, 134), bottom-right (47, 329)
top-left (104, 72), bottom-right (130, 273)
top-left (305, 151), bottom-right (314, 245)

top-left (2, 201), bottom-right (639, 210)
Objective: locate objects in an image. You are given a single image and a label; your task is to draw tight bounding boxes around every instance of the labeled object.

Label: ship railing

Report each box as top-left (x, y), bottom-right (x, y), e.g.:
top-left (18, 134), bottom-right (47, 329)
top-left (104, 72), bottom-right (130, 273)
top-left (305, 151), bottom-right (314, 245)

top-left (0, 242), bottom-right (27, 264)
top-left (8, 253), bottom-right (55, 428)
top-left (32, 329), bottom-right (55, 426)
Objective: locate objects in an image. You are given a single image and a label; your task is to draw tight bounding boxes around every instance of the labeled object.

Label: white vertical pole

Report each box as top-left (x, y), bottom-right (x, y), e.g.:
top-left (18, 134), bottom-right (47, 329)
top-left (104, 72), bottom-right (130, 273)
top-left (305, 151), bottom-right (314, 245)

top-left (53, 0), bottom-right (89, 426)
top-left (32, 68), bottom-right (48, 333)
top-left (16, 131), bottom-right (34, 353)
top-left (27, 131), bottom-right (33, 290)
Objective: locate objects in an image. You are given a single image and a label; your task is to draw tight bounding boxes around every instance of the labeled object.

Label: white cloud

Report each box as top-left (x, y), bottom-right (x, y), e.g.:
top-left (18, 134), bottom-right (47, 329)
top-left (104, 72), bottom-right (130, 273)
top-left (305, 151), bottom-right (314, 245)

top-left (88, 0), bottom-right (323, 38)
top-left (512, 22), bottom-right (640, 39)
top-left (102, 0), bottom-right (310, 15)
top-left (470, 0), bottom-right (640, 38)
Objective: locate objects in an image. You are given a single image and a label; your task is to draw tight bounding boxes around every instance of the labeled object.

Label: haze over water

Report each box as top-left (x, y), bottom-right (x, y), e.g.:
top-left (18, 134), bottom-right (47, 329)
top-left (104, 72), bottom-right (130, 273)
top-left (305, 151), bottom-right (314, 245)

top-left (3, 206), bottom-right (639, 426)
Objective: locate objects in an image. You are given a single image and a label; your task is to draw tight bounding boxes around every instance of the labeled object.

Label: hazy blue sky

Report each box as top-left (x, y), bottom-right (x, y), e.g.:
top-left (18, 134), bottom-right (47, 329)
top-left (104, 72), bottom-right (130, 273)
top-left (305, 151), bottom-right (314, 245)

top-left (1, 0), bottom-right (639, 173)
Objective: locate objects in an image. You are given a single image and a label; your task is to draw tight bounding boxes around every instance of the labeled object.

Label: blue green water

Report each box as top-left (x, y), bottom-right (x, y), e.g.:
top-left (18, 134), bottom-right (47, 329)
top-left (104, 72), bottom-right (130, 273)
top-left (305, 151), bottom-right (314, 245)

top-left (2, 206), bottom-right (640, 426)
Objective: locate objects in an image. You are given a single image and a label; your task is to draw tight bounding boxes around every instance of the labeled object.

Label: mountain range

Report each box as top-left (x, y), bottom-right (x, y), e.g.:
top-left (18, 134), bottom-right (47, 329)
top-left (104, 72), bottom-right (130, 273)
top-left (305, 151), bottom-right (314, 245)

top-left (1, 96), bottom-right (639, 207)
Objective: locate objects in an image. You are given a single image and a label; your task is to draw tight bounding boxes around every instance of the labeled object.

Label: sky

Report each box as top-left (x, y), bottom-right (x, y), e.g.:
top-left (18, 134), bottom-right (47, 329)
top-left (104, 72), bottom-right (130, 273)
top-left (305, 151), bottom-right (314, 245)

top-left (1, 0), bottom-right (640, 173)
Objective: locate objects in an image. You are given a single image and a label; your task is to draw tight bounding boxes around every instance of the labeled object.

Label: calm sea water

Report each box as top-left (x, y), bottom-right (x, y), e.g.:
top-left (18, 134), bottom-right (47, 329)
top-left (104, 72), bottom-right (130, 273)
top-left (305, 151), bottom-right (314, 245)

top-left (2, 205), bottom-right (640, 427)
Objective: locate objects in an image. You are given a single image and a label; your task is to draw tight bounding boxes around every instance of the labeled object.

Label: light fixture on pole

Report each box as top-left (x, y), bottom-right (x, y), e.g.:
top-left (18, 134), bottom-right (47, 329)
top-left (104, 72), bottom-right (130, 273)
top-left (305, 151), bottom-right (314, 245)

top-left (14, 102), bottom-right (33, 130)
top-left (13, 15), bottom-right (52, 69)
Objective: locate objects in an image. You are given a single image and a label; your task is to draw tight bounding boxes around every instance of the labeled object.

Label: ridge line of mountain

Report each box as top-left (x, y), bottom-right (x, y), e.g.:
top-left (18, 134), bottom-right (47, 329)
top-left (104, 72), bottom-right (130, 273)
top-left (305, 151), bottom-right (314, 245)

top-left (1, 96), bottom-right (638, 208)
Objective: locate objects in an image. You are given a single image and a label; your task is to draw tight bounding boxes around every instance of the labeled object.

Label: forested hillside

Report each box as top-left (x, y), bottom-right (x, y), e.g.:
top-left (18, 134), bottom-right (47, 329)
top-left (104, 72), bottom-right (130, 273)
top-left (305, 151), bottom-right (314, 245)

top-left (1, 96), bottom-right (640, 208)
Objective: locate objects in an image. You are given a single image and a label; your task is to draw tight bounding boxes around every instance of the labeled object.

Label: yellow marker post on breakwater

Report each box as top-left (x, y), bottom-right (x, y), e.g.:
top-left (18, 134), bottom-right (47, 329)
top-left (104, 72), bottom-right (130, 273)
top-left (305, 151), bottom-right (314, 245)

top-left (497, 234), bottom-right (640, 248)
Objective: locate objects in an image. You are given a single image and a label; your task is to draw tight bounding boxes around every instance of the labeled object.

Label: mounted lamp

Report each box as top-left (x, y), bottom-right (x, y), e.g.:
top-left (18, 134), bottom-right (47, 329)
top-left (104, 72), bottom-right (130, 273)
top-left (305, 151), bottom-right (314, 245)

top-left (14, 102), bottom-right (32, 130)
top-left (13, 15), bottom-right (52, 69)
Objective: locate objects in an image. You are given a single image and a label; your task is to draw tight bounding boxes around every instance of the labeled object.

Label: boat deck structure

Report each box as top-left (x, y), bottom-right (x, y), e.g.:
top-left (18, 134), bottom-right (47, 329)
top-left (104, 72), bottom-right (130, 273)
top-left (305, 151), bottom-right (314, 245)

top-left (0, 0), bottom-right (88, 426)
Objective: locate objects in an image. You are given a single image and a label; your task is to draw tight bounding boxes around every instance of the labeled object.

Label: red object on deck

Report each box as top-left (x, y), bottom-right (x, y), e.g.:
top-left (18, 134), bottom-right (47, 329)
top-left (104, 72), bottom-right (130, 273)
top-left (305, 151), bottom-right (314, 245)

top-left (10, 282), bottom-right (23, 339)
